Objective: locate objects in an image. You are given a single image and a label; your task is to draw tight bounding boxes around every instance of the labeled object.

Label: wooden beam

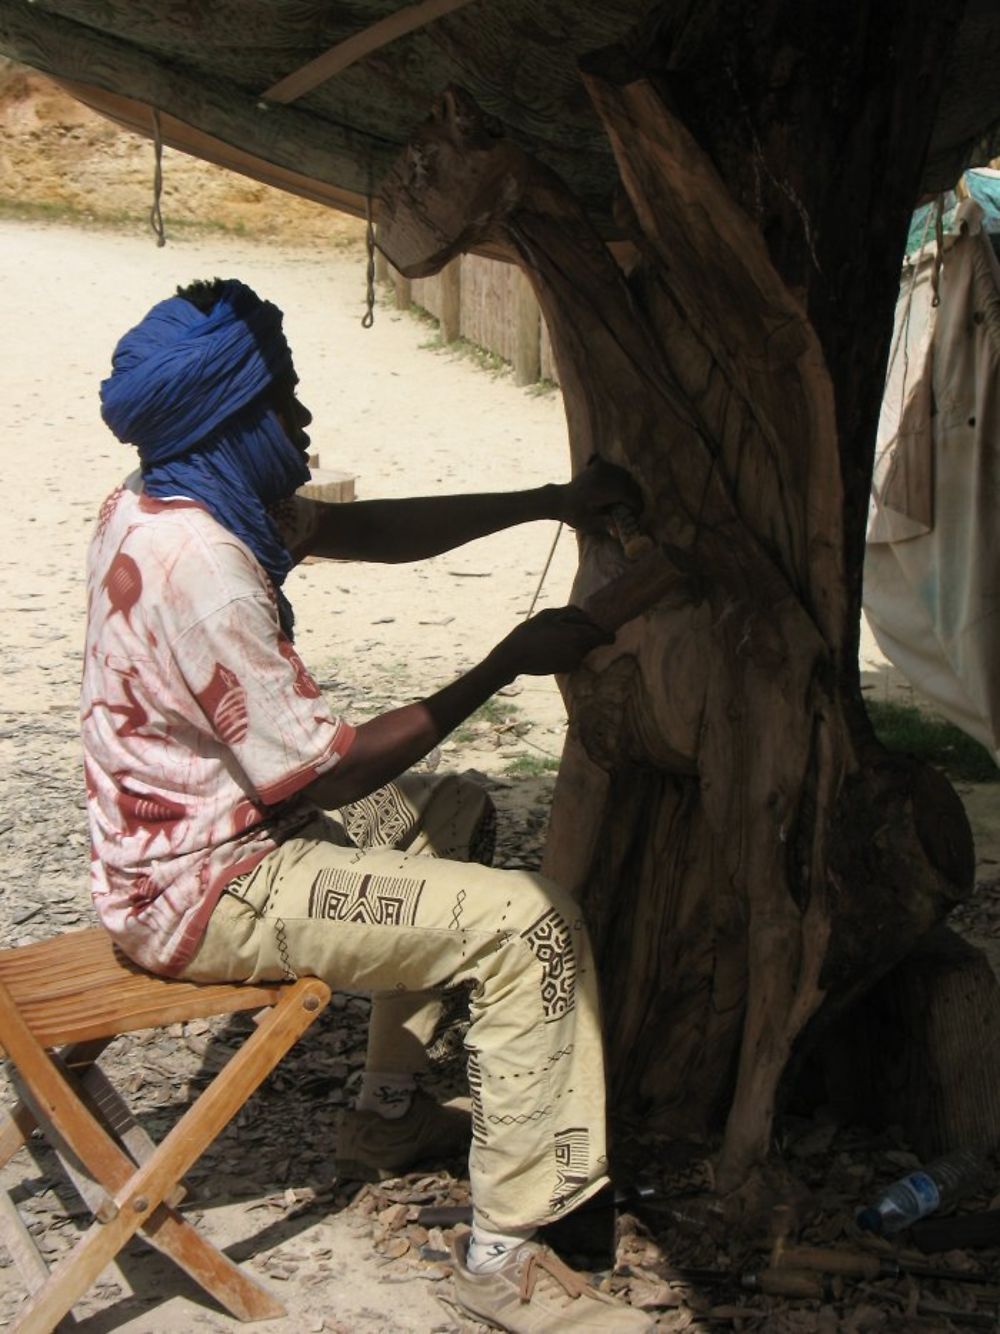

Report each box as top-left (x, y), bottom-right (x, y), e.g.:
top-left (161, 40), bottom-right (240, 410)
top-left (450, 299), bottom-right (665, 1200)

top-left (0, 3), bottom-right (635, 255)
top-left (262, 0), bottom-right (480, 105)
top-left (0, 2), bottom-right (394, 205)
top-left (57, 78), bottom-right (372, 220)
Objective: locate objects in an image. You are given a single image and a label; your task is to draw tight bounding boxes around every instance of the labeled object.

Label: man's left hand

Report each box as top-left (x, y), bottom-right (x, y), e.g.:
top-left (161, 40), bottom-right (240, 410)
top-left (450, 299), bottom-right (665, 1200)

top-left (555, 457), bottom-right (644, 534)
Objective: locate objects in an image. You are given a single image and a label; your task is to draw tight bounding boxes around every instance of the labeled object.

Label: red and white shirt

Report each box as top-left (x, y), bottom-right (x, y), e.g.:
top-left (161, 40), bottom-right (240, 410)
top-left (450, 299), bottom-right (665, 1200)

top-left (80, 479), bottom-right (355, 974)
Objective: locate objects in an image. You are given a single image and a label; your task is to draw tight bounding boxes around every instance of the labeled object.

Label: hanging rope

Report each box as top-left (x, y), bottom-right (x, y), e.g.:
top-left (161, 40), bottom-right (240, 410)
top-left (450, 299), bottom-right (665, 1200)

top-left (149, 108), bottom-right (166, 248)
top-left (362, 171), bottom-right (376, 328)
top-left (524, 522), bottom-right (563, 620)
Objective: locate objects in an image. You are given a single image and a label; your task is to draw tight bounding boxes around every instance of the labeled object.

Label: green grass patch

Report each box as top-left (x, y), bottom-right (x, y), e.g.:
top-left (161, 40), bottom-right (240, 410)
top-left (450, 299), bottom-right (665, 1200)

top-left (453, 697), bottom-right (520, 744)
top-left (0, 197), bottom-right (100, 226)
top-left (407, 302), bottom-right (439, 328)
top-left (413, 327), bottom-right (511, 377)
top-left (449, 338), bottom-right (510, 376)
top-left (0, 197), bottom-right (259, 239)
top-left (865, 698), bottom-right (998, 783)
top-left (504, 753), bottom-right (560, 777)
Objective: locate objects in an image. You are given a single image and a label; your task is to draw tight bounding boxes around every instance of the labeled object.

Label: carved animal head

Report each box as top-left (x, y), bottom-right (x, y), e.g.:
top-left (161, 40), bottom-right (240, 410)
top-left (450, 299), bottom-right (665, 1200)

top-left (378, 85), bottom-right (524, 276)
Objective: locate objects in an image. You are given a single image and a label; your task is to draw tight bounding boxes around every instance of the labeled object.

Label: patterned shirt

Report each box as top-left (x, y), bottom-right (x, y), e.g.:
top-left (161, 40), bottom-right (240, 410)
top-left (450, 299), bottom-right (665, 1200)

top-left (80, 479), bottom-right (355, 974)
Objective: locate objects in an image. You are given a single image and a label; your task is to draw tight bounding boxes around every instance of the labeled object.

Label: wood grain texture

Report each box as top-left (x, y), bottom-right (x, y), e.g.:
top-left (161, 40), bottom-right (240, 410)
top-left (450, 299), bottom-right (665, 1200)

top-left (0, 938), bottom-right (330, 1330)
top-left (1, 0), bottom-right (998, 239)
top-left (0, 928), bottom-right (290, 1054)
top-left (378, 51), bottom-right (975, 1198)
top-left (821, 927), bottom-right (1000, 1157)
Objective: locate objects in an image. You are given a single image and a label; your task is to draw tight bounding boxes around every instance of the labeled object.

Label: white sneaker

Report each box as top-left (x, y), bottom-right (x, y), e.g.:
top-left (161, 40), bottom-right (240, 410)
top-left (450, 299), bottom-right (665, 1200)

top-left (451, 1233), bottom-right (654, 1332)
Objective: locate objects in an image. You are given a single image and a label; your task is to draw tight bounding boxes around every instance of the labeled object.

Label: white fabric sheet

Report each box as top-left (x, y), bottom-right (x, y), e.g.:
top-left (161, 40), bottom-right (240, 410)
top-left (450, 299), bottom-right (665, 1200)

top-left (864, 200), bottom-right (1000, 760)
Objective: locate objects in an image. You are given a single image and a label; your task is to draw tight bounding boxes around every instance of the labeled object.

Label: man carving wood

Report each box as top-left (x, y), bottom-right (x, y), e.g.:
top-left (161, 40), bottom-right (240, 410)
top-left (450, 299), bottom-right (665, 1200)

top-left (80, 276), bottom-right (653, 1330)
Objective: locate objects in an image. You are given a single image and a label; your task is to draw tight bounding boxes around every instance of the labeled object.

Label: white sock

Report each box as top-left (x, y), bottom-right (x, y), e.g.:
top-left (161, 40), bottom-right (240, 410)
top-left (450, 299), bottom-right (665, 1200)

top-left (356, 1070), bottom-right (416, 1119)
top-left (466, 1219), bottom-right (536, 1273)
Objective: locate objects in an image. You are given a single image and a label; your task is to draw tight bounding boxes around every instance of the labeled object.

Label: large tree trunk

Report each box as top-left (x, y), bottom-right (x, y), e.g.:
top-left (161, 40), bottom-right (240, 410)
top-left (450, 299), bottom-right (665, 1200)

top-left (378, 2), bottom-right (975, 1196)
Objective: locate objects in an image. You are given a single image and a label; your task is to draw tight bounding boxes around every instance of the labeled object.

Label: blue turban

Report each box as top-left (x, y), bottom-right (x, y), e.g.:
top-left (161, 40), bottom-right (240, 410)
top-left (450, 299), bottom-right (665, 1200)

top-left (100, 279), bottom-right (309, 637)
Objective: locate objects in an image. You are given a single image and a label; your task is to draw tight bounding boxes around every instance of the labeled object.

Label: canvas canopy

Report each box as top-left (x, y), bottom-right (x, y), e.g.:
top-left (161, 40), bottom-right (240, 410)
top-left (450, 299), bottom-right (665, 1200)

top-left (865, 173), bottom-right (1000, 760)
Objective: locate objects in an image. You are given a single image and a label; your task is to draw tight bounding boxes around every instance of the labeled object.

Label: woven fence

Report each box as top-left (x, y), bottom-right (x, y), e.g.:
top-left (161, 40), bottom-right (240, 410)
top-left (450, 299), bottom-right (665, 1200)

top-left (379, 249), bottom-right (560, 387)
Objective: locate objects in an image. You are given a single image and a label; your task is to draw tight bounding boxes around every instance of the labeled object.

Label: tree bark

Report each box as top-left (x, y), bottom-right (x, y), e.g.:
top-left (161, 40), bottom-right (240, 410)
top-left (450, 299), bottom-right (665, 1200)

top-left (378, 2), bottom-right (975, 1199)
top-left (818, 926), bottom-right (1000, 1159)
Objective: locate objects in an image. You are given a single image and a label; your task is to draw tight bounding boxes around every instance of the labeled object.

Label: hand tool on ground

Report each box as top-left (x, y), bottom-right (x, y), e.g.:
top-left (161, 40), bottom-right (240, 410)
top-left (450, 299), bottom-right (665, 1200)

top-left (741, 1268), bottom-right (829, 1298)
top-left (774, 1243), bottom-right (1000, 1288)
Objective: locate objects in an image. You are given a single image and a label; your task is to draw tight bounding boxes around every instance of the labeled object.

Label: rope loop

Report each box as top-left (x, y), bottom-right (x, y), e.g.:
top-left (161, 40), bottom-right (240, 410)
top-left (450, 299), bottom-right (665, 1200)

top-left (149, 108), bottom-right (166, 248)
top-left (362, 182), bottom-right (376, 329)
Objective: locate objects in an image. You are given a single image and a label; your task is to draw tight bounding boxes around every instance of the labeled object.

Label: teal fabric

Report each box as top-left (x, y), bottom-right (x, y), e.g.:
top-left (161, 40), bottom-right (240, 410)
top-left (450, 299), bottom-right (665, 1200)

top-left (906, 170), bottom-right (1000, 256)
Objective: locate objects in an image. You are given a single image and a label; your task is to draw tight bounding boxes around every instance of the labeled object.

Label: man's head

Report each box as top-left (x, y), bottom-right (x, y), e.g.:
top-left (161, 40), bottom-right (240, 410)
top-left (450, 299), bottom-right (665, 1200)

top-left (101, 277), bottom-right (311, 474)
top-left (99, 278), bottom-right (312, 634)
top-left (172, 279), bottom-right (312, 456)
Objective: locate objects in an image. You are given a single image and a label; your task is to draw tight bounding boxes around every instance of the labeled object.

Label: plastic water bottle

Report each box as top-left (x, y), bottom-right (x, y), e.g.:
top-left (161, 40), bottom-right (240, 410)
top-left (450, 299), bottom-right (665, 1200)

top-left (857, 1149), bottom-right (986, 1235)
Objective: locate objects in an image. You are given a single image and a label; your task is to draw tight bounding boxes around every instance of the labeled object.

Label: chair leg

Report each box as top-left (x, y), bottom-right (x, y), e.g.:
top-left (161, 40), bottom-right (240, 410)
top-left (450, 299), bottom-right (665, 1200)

top-left (5, 977), bottom-right (329, 1332)
top-left (13, 1065), bottom-right (283, 1328)
top-left (0, 1040), bottom-right (110, 1170)
top-left (0, 1100), bottom-right (37, 1171)
top-left (0, 1190), bottom-right (52, 1295)
top-left (10, 1067), bottom-right (278, 1328)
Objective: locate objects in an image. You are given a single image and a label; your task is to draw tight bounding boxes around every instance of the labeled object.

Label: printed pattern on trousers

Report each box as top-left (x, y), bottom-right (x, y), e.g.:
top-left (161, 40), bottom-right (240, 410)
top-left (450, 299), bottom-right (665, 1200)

top-left (550, 1127), bottom-right (590, 1212)
top-left (545, 1043), bottom-right (574, 1071)
top-left (449, 887), bottom-right (467, 929)
top-left (467, 1047), bottom-right (488, 1146)
top-left (521, 908), bottom-right (577, 1022)
top-left (272, 915), bottom-right (297, 981)
top-left (487, 1106), bottom-right (552, 1126)
top-left (339, 782), bottom-right (412, 849)
top-left (307, 867), bottom-right (425, 926)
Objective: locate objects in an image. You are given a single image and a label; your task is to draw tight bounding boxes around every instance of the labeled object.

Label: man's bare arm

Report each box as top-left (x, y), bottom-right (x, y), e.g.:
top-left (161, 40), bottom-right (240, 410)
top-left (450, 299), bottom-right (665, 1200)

top-left (305, 486), bottom-right (557, 562)
top-left (300, 459), bottom-right (642, 563)
top-left (303, 607), bottom-right (612, 809)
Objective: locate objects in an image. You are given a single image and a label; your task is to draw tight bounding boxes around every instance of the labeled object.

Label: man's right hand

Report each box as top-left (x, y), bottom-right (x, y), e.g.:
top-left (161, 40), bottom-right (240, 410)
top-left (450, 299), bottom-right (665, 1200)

top-left (492, 606), bottom-right (614, 679)
top-left (305, 607), bottom-right (613, 812)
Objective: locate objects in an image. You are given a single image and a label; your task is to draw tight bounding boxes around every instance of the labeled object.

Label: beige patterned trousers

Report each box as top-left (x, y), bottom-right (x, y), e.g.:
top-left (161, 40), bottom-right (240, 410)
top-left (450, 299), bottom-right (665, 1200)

top-left (180, 773), bottom-right (610, 1230)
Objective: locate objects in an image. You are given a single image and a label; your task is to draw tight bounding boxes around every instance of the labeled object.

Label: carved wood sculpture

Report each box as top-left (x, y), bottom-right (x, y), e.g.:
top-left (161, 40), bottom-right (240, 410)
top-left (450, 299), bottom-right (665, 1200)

top-left (378, 7), bottom-right (976, 1199)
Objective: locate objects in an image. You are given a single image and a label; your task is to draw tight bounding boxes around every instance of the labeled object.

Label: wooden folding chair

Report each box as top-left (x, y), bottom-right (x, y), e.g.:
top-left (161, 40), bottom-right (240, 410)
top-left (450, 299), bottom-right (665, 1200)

top-left (0, 927), bottom-right (331, 1332)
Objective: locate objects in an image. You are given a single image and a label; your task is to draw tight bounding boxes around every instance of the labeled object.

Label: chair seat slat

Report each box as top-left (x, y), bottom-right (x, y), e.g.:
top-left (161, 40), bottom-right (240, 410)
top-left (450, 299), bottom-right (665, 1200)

top-left (0, 928), bottom-right (285, 1054)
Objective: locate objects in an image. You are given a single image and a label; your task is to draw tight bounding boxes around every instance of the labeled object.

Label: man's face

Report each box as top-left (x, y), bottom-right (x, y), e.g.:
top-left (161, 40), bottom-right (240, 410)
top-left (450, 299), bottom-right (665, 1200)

top-left (271, 370), bottom-right (313, 456)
